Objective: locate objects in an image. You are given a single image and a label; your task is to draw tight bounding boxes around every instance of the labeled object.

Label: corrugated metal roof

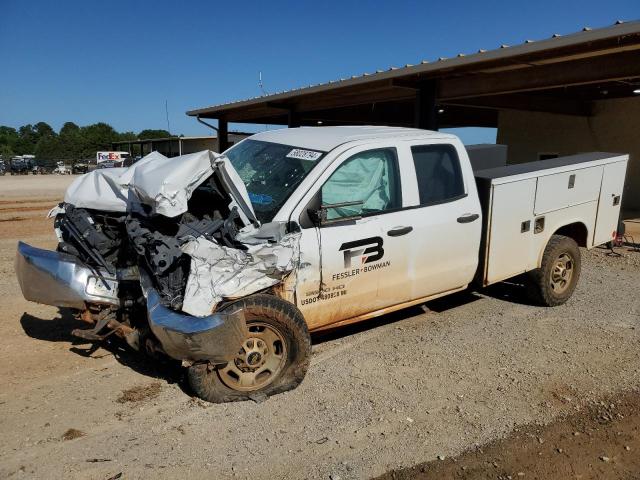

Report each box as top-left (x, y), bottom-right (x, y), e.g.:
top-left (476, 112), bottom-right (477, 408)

top-left (187, 20), bottom-right (640, 117)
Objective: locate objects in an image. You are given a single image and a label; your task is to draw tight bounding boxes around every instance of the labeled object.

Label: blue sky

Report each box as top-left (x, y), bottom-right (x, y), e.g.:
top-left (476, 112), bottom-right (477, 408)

top-left (1, 0), bottom-right (637, 144)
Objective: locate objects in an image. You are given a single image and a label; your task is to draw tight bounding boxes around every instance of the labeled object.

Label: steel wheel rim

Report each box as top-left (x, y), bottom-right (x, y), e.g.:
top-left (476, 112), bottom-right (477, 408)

top-left (550, 252), bottom-right (574, 294)
top-left (218, 321), bottom-right (287, 392)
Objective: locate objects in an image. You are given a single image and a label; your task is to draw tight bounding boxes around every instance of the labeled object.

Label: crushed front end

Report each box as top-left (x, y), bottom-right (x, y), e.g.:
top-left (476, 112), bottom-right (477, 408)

top-left (15, 150), bottom-right (300, 364)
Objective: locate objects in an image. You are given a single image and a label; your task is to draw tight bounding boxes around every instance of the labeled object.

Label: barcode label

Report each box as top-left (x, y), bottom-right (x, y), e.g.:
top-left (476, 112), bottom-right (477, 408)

top-left (286, 149), bottom-right (323, 161)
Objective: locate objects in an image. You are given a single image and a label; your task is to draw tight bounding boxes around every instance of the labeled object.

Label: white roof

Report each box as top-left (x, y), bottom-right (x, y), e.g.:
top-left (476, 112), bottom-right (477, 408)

top-left (247, 126), bottom-right (455, 152)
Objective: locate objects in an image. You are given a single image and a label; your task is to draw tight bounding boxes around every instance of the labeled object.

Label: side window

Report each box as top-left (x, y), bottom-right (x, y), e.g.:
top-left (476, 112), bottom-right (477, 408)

top-left (321, 148), bottom-right (401, 220)
top-left (411, 144), bottom-right (465, 205)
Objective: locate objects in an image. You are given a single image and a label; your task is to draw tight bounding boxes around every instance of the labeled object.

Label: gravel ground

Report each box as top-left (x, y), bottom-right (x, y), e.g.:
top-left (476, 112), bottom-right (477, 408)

top-left (0, 176), bottom-right (639, 479)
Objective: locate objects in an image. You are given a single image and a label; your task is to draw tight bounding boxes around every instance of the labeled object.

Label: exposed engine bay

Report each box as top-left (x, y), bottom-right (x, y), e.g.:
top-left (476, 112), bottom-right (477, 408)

top-left (54, 175), bottom-right (247, 312)
top-left (20, 150), bottom-right (301, 363)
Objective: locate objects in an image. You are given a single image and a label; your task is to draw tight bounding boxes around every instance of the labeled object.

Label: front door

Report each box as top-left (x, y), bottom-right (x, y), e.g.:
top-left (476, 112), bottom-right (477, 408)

top-left (294, 146), bottom-right (412, 330)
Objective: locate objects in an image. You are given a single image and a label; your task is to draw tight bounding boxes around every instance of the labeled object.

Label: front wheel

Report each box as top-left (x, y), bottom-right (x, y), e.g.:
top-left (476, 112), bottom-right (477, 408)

top-left (527, 234), bottom-right (581, 306)
top-left (188, 294), bottom-right (311, 403)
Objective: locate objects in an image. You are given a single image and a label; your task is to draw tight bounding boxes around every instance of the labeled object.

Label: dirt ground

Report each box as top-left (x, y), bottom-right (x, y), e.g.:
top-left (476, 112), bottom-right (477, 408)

top-left (377, 391), bottom-right (640, 480)
top-left (1, 175), bottom-right (639, 480)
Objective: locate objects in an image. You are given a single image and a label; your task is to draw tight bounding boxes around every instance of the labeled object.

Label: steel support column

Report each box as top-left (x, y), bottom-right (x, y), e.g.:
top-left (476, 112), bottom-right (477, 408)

top-left (414, 80), bottom-right (438, 130)
top-left (218, 119), bottom-right (229, 152)
top-left (287, 109), bottom-right (300, 128)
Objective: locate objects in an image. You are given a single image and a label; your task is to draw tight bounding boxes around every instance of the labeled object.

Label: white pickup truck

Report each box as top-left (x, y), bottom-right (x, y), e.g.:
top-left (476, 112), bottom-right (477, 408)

top-left (15, 126), bottom-right (628, 403)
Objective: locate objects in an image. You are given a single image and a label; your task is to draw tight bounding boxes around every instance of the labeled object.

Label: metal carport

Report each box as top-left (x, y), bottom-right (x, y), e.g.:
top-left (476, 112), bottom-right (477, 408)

top-left (186, 21), bottom-right (640, 212)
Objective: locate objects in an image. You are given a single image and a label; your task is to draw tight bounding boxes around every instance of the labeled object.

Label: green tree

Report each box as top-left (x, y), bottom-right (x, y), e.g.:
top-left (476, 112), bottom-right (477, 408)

top-left (0, 126), bottom-right (18, 157)
top-left (3, 121), bottom-right (180, 162)
top-left (0, 143), bottom-right (14, 160)
top-left (34, 121), bottom-right (55, 138)
top-left (59, 122), bottom-right (83, 160)
top-left (118, 131), bottom-right (137, 141)
top-left (79, 122), bottom-right (121, 158)
top-left (138, 129), bottom-right (171, 140)
top-left (13, 122), bottom-right (56, 155)
top-left (35, 136), bottom-right (66, 161)
top-left (59, 121), bottom-right (80, 137)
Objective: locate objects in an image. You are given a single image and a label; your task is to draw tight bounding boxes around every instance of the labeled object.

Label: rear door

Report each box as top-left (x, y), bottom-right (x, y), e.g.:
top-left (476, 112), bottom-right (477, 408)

top-left (399, 141), bottom-right (482, 300)
top-left (293, 144), bottom-right (414, 330)
top-left (594, 160), bottom-right (628, 246)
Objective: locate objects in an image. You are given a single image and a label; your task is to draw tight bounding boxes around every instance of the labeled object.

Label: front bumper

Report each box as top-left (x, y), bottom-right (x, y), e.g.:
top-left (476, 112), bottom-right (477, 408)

top-left (15, 241), bottom-right (120, 309)
top-left (140, 271), bottom-right (246, 363)
top-left (15, 241), bottom-right (246, 363)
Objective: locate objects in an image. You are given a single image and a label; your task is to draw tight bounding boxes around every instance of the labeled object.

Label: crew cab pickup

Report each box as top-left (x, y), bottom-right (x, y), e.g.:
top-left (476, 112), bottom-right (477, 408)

top-left (15, 126), bottom-right (628, 403)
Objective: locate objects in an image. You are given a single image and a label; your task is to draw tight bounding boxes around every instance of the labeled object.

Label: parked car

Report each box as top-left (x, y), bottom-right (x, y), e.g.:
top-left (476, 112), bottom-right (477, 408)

top-left (15, 127), bottom-right (629, 403)
top-left (96, 160), bottom-right (117, 169)
top-left (10, 157), bottom-right (30, 175)
top-left (72, 162), bottom-right (88, 174)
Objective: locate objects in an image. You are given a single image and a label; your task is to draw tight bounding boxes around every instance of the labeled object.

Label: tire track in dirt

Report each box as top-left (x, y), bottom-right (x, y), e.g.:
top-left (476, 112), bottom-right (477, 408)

top-left (0, 205), bottom-right (54, 214)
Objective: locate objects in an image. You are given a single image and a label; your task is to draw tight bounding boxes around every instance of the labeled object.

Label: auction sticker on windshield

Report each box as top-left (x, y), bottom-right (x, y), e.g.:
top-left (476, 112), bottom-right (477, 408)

top-left (286, 149), bottom-right (323, 161)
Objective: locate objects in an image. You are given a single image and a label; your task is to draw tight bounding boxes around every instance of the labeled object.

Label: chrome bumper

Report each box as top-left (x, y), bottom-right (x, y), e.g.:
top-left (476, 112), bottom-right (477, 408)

top-left (15, 241), bottom-right (246, 363)
top-left (15, 241), bottom-right (120, 309)
top-left (141, 270), bottom-right (247, 363)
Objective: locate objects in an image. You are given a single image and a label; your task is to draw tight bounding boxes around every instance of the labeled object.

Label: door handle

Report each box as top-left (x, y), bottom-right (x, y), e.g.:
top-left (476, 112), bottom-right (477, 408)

top-left (387, 226), bottom-right (413, 237)
top-left (457, 213), bottom-right (479, 224)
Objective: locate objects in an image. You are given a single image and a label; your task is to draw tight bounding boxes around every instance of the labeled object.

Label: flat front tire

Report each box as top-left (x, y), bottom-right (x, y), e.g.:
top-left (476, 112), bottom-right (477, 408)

top-left (188, 294), bottom-right (311, 403)
top-left (527, 234), bottom-right (581, 306)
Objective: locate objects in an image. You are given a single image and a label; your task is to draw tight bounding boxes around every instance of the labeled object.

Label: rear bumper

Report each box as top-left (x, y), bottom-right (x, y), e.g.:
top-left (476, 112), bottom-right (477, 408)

top-left (140, 272), bottom-right (246, 363)
top-left (15, 241), bottom-right (120, 309)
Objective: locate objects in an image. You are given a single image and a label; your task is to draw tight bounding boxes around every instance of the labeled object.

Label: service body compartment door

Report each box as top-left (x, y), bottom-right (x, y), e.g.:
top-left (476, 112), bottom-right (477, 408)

top-left (534, 166), bottom-right (603, 215)
top-left (484, 178), bottom-right (537, 285)
top-left (593, 160), bottom-right (628, 246)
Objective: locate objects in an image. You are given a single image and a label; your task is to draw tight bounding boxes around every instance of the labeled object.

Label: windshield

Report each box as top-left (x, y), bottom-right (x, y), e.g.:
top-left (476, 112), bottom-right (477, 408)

top-left (225, 139), bottom-right (325, 223)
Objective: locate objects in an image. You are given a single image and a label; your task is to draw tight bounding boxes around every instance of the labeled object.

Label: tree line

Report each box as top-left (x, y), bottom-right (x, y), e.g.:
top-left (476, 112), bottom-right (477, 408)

top-left (0, 122), bottom-right (172, 163)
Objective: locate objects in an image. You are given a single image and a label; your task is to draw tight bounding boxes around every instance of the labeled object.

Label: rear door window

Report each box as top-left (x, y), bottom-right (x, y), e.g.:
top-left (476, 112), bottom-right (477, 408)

top-left (411, 144), bottom-right (465, 205)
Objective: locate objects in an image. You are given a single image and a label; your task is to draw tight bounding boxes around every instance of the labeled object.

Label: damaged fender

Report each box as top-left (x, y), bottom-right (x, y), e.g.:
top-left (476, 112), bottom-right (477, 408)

top-left (180, 231), bottom-right (301, 317)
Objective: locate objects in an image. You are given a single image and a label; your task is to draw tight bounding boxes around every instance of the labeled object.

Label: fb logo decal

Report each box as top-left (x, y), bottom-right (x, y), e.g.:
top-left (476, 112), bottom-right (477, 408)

top-left (339, 237), bottom-right (384, 268)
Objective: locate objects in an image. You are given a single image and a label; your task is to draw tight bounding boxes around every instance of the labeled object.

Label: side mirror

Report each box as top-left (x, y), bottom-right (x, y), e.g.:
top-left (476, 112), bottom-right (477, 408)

top-left (308, 200), bottom-right (364, 226)
top-left (307, 207), bottom-right (326, 225)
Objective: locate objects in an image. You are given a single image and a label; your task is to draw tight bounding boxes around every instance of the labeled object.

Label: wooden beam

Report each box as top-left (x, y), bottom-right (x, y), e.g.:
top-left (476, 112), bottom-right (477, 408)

top-left (440, 49), bottom-right (640, 100)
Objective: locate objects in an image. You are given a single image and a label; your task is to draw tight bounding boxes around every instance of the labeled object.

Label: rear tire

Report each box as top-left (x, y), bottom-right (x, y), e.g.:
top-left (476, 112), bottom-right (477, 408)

top-left (188, 294), bottom-right (311, 403)
top-left (527, 234), bottom-right (581, 306)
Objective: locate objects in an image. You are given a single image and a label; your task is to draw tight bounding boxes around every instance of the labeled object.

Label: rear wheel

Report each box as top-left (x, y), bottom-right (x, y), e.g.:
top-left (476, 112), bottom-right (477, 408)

top-left (188, 294), bottom-right (311, 403)
top-left (527, 234), bottom-right (581, 306)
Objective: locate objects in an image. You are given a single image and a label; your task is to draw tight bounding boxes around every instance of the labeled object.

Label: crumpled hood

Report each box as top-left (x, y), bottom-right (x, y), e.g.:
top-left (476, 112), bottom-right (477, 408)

top-left (57, 149), bottom-right (301, 319)
top-left (64, 150), bottom-right (257, 223)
